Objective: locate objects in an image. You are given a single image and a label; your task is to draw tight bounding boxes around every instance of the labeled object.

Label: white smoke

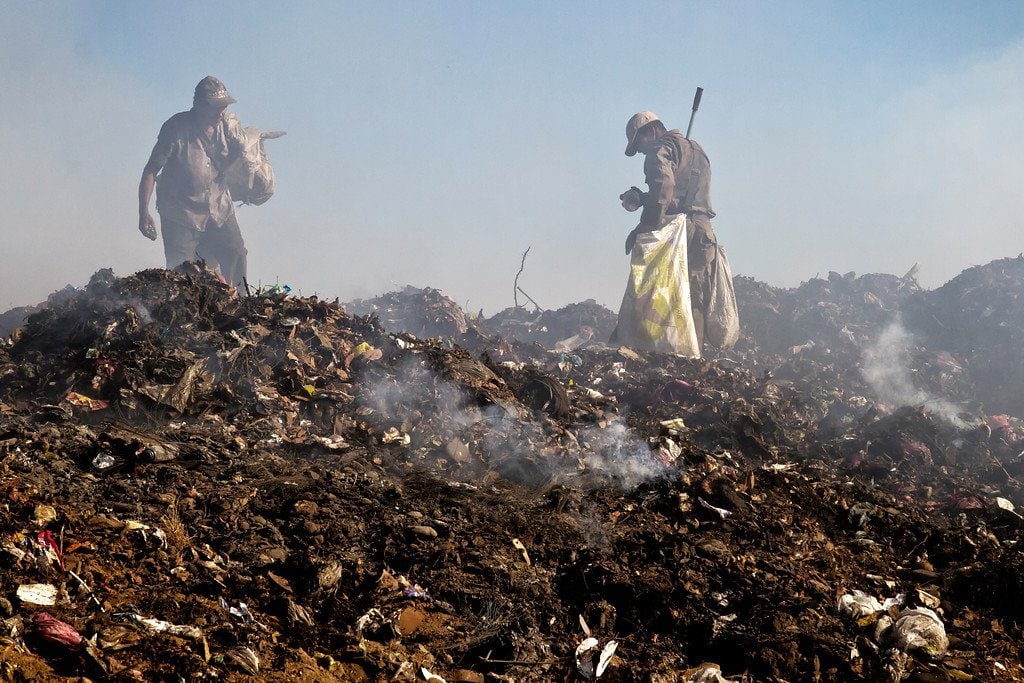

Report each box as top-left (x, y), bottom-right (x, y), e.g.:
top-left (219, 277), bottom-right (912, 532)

top-left (861, 319), bottom-right (966, 426)
top-left (357, 350), bottom-right (671, 490)
top-left (576, 421), bottom-right (670, 491)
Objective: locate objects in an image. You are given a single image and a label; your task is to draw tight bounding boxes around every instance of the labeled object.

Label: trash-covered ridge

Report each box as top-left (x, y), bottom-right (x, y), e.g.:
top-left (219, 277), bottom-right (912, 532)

top-left (1, 259), bottom-right (1024, 681)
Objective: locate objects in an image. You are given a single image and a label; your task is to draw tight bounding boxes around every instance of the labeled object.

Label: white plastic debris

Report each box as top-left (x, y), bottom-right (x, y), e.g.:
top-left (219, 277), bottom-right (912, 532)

top-left (381, 428), bottom-right (411, 445)
top-left (511, 538), bottom-right (531, 566)
top-left (122, 613), bottom-right (204, 640)
top-left (312, 434), bottom-right (350, 450)
top-left (355, 608), bottom-right (390, 636)
top-left (838, 591), bottom-right (883, 620)
top-left (995, 497), bottom-right (1023, 519)
top-left (659, 438), bottom-right (683, 464)
top-left (595, 641), bottom-right (617, 678)
top-left (92, 453), bottom-right (117, 469)
top-left (220, 597), bottom-right (255, 624)
top-left (576, 636), bottom-right (599, 658)
top-left (575, 637), bottom-right (617, 679)
top-left (685, 663), bottom-right (737, 682)
top-left (17, 583), bottom-right (58, 606)
top-left (226, 646), bottom-right (260, 674)
top-left (698, 497), bottom-right (732, 520)
top-left (888, 607), bottom-right (948, 657)
top-left (420, 668), bottom-right (447, 682)
top-left (881, 593), bottom-right (907, 611)
top-left (124, 520), bottom-right (167, 548)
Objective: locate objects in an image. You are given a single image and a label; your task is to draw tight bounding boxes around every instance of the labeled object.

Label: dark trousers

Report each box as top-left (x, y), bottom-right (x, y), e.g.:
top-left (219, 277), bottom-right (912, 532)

top-left (160, 213), bottom-right (247, 287)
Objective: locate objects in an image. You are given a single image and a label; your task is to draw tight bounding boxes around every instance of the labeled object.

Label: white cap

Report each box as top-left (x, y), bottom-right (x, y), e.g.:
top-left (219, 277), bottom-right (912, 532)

top-left (625, 111), bottom-right (660, 156)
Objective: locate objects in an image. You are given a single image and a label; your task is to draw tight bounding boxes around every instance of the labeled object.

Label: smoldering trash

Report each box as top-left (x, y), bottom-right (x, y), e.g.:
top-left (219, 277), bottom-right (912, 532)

top-left (1, 258), bottom-right (1024, 681)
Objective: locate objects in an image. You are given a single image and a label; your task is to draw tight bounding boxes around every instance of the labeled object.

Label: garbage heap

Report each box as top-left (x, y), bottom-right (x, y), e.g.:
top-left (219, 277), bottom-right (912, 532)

top-left (349, 287), bottom-right (619, 353)
top-left (0, 263), bottom-right (1023, 682)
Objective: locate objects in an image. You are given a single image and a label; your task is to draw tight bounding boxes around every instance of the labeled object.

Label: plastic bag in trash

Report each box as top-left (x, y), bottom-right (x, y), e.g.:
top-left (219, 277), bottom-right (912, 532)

top-left (879, 607), bottom-right (948, 657)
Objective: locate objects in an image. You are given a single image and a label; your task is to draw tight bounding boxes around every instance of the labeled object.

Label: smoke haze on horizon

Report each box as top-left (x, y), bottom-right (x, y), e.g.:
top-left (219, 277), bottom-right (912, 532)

top-left (2, 2), bottom-right (1023, 314)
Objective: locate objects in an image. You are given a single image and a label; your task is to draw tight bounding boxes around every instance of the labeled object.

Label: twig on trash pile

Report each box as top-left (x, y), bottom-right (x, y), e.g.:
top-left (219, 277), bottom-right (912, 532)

top-left (479, 655), bottom-right (568, 666)
top-left (516, 286), bottom-right (542, 313)
top-left (990, 451), bottom-right (1018, 485)
top-left (68, 569), bottom-right (105, 612)
top-left (513, 247), bottom-right (539, 311)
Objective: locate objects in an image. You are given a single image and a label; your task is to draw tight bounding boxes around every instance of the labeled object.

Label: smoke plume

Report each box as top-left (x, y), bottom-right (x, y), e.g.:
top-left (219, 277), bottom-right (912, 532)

top-left (861, 319), bottom-right (966, 426)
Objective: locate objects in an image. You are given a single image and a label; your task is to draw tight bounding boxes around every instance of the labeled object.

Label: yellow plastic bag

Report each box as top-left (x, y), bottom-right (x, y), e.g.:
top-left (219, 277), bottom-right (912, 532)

top-left (613, 214), bottom-right (700, 356)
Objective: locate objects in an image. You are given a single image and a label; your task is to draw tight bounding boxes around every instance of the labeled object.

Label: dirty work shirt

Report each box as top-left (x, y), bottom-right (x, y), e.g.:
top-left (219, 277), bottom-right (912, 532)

top-left (147, 109), bottom-right (245, 232)
top-left (639, 129), bottom-right (714, 231)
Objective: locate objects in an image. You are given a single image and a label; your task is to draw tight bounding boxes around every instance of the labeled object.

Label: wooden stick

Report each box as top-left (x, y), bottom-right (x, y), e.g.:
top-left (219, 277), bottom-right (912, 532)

top-left (514, 247), bottom-right (531, 308)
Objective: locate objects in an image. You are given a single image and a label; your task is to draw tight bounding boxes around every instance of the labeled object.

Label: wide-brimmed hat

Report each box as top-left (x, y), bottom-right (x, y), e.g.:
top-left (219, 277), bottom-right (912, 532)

top-left (624, 111), bottom-right (660, 156)
top-left (193, 76), bottom-right (237, 107)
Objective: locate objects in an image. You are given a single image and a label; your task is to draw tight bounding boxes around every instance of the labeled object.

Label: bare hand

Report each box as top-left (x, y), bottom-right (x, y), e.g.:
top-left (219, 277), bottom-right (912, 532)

top-left (139, 212), bottom-right (158, 240)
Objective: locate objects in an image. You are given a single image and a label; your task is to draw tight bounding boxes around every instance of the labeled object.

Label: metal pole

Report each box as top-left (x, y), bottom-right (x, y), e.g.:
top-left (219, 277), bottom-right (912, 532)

top-left (685, 87), bottom-right (703, 139)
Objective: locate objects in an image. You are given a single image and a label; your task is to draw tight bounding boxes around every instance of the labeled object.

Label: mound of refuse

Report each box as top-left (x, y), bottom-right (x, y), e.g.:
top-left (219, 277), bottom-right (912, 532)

top-left (0, 262), bottom-right (1023, 681)
top-left (901, 256), bottom-right (1024, 416)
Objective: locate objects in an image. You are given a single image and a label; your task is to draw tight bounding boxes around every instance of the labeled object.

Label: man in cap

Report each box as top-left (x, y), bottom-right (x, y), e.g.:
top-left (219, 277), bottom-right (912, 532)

top-left (620, 111), bottom-right (718, 348)
top-left (138, 76), bottom-right (248, 286)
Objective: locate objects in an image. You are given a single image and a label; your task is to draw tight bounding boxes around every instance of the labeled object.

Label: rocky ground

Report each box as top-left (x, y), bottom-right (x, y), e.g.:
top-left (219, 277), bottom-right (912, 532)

top-left (2, 258), bottom-right (1024, 682)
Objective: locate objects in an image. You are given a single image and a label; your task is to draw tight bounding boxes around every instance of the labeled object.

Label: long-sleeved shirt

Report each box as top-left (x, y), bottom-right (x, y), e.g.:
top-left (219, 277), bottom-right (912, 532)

top-left (640, 129), bottom-right (714, 230)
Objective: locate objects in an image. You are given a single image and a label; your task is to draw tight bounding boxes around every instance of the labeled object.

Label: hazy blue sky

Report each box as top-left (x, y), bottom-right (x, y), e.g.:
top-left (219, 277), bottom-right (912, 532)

top-left (2, 1), bottom-right (1023, 313)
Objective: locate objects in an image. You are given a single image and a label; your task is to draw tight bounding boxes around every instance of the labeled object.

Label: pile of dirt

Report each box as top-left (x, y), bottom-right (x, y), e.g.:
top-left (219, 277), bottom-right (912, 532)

top-left (0, 264), bottom-right (1023, 682)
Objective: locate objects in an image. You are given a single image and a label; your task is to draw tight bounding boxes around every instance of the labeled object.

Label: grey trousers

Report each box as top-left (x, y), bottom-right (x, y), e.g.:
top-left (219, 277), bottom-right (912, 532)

top-left (160, 212), bottom-right (248, 287)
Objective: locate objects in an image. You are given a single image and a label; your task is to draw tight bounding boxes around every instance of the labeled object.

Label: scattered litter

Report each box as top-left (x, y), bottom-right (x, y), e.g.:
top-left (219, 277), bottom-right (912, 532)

top-left (881, 607), bottom-right (949, 657)
top-left (32, 611), bottom-right (82, 650)
top-left (575, 636), bottom-right (617, 680)
top-left (113, 610), bottom-right (204, 640)
top-left (0, 261), bottom-right (1023, 679)
top-left (511, 537), bottom-right (531, 566)
top-left (17, 583), bottom-right (58, 606)
top-left (698, 497), bottom-right (732, 520)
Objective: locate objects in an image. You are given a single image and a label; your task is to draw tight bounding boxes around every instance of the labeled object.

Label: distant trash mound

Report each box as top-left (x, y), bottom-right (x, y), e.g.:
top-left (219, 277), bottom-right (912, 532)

top-left (477, 299), bottom-right (618, 351)
top-left (902, 256), bottom-right (1024, 415)
top-left (345, 285), bottom-right (468, 339)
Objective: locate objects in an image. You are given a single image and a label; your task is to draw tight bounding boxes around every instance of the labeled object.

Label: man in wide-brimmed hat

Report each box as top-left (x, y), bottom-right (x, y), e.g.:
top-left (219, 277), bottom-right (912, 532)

top-left (138, 76), bottom-right (248, 286)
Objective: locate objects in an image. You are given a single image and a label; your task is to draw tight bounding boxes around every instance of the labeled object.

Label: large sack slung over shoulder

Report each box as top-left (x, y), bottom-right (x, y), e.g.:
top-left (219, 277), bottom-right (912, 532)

top-left (225, 127), bottom-right (285, 206)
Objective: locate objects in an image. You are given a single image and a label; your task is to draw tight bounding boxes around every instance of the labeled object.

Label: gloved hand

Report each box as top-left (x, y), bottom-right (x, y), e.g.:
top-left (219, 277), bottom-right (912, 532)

top-left (624, 227), bottom-right (639, 255)
top-left (619, 186), bottom-right (644, 212)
